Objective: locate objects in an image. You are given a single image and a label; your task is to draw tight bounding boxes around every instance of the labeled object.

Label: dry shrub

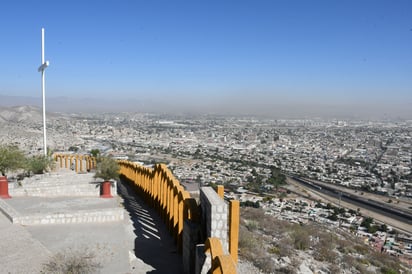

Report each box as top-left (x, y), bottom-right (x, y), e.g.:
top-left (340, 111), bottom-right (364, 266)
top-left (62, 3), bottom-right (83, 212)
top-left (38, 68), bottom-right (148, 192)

top-left (241, 207), bottom-right (291, 235)
top-left (241, 207), bottom-right (265, 221)
top-left (341, 254), bottom-right (356, 269)
top-left (245, 219), bottom-right (259, 231)
top-left (239, 201), bottom-right (409, 274)
top-left (315, 245), bottom-right (337, 263)
top-left (239, 226), bottom-right (259, 251)
top-left (367, 251), bottom-right (402, 272)
top-left (354, 244), bottom-right (369, 255)
top-left (354, 261), bottom-right (374, 274)
top-left (335, 238), bottom-right (352, 255)
top-left (277, 235), bottom-right (293, 257)
top-left (239, 223), bottom-right (277, 273)
top-left (329, 263), bottom-right (342, 274)
top-left (255, 256), bottom-right (277, 273)
top-left (276, 266), bottom-right (295, 274)
top-left (291, 225), bottom-right (311, 250)
top-left (41, 248), bottom-right (101, 274)
top-left (313, 231), bottom-right (336, 263)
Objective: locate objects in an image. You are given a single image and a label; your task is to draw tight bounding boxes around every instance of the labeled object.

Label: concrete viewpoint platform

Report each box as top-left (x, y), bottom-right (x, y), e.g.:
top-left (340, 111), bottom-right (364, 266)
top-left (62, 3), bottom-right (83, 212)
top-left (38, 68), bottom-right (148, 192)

top-left (0, 169), bottom-right (183, 273)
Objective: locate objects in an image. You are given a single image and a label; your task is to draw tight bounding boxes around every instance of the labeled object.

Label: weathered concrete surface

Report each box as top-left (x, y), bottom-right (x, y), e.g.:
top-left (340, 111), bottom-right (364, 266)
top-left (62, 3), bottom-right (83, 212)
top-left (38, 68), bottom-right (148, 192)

top-left (0, 213), bottom-right (51, 273)
top-left (0, 169), bottom-right (183, 273)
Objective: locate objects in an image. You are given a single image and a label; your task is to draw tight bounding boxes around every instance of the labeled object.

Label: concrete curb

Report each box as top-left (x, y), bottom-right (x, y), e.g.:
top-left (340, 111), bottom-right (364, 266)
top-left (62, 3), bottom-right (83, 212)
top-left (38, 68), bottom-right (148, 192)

top-left (0, 198), bottom-right (123, 225)
top-left (0, 198), bottom-right (21, 222)
top-left (13, 208), bottom-right (124, 225)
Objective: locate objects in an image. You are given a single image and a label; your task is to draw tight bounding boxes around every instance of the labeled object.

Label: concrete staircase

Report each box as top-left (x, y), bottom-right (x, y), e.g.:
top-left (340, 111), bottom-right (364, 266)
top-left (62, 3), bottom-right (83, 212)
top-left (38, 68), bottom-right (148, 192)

top-left (9, 172), bottom-right (116, 197)
top-left (0, 170), bottom-right (122, 226)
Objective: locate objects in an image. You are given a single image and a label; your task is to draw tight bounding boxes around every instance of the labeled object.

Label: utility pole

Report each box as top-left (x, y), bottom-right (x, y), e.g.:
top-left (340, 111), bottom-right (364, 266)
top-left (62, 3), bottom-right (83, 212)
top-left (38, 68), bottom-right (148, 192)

top-left (38, 28), bottom-right (50, 157)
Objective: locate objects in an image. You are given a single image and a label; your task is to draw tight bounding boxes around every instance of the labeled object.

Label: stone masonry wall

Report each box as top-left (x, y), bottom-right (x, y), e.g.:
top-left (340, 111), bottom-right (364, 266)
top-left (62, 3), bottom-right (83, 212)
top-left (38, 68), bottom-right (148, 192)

top-left (199, 187), bottom-right (228, 252)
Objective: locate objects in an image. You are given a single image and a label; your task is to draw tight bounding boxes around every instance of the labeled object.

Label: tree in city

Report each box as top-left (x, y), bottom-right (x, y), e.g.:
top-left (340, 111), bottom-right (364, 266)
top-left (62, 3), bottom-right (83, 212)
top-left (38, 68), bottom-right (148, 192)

top-left (90, 149), bottom-right (100, 158)
top-left (68, 146), bottom-right (79, 152)
top-left (267, 167), bottom-right (286, 186)
top-left (0, 145), bottom-right (25, 176)
top-left (361, 217), bottom-right (374, 228)
top-left (360, 216), bottom-right (380, 233)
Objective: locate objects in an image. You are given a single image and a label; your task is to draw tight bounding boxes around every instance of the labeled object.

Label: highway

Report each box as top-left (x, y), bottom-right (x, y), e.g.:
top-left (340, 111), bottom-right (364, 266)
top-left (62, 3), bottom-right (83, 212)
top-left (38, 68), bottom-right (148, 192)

top-left (290, 176), bottom-right (412, 229)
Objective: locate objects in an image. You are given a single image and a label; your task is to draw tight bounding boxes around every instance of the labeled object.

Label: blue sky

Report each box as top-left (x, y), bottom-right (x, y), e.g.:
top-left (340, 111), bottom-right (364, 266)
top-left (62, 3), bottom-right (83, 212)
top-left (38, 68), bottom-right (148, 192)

top-left (0, 0), bottom-right (411, 116)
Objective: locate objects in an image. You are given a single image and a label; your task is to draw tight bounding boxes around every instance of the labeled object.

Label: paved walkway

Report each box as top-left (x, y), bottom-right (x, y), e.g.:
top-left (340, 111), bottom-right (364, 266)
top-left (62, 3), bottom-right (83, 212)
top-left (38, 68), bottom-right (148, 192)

top-left (118, 179), bottom-right (183, 274)
top-left (0, 212), bottom-right (51, 273)
top-left (0, 172), bottom-right (183, 273)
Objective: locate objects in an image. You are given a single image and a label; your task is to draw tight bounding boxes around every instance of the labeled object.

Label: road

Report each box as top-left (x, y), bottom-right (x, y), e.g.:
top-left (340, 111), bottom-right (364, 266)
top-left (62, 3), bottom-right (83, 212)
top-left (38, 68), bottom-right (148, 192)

top-left (287, 177), bottom-right (412, 235)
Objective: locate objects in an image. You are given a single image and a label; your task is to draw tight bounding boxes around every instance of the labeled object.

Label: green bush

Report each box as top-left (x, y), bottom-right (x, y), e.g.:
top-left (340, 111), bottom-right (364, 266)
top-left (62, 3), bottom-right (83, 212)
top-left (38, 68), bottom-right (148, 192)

top-left (0, 145), bottom-right (25, 176)
top-left (26, 155), bottom-right (54, 174)
top-left (381, 267), bottom-right (398, 274)
top-left (94, 157), bottom-right (119, 181)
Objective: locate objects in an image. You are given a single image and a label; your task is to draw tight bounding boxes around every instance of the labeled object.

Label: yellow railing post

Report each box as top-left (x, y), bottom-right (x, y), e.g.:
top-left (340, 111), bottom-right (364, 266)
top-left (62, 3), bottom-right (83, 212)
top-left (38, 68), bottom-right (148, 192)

top-left (177, 189), bottom-right (189, 252)
top-left (173, 185), bottom-right (179, 238)
top-left (229, 200), bottom-right (240, 264)
top-left (217, 185), bottom-right (224, 199)
top-left (184, 198), bottom-right (199, 222)
top-left (205, 237), bottom-right (236, 274)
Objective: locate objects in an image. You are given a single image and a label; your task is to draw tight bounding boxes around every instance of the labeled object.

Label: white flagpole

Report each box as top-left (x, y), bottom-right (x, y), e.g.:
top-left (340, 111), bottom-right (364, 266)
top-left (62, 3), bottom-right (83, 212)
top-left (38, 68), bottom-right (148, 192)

top-left (38, 28), bottom-right (50, 157)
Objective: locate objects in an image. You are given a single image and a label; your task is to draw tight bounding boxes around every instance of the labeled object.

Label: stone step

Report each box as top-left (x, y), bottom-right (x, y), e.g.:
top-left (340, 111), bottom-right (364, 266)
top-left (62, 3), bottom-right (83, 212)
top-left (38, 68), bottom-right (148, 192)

top-left (13, 182), bottom-right (96, 189)
top-left (9, 181), bottom-right (116, 197)
top-left (18, 174), bottom-right (95, 186)
top-left (10, 187), bottom-right (98, 197)
top-left (13, 208), bottom-right (124, 226)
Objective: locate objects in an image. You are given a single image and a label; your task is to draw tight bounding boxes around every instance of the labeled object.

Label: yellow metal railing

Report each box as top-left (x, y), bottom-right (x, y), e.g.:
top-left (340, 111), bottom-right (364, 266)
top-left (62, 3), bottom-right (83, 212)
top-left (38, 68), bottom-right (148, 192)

top-left (118, 160), bottom-right (239, 273)
top-left (53, 155), bottom-right (238, 273)
top-left (205, 237), bottom-right (237, 274)
top-left (118, 160), bottom-right (197, 251)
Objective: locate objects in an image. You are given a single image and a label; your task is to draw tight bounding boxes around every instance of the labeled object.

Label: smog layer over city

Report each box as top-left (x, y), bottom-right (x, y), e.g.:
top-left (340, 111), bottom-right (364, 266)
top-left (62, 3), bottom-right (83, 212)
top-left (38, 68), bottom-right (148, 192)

top-left (0, 1), bottom-right (411, 273)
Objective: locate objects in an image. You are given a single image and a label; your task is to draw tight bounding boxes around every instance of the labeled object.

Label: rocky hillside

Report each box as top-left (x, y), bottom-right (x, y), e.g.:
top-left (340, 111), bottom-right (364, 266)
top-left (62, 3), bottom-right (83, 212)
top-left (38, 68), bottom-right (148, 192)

top-left (238, 207), bottom-right (411, 274)
top-left (0, 105), bottom-right (59, 124)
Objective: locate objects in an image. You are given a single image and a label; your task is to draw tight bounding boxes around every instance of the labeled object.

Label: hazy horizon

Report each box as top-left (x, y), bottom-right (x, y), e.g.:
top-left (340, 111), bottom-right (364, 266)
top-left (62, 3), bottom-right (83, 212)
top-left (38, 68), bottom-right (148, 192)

top-left (1, 1), bottom-right (411, 119)
top-left (0, 94), bottom-right (410, 120)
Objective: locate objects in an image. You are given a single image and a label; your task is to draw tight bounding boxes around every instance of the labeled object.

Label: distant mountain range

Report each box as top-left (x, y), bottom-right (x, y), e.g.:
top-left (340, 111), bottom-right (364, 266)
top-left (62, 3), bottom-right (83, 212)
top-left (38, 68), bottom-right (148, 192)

top-left (0, 95), bottom-right (43, 108)
top-left (0, 94), bottom-right (148, 113)
top-left (0, 94), bottom-right (411, 119)
top-left (0, 105), bottom-right (42, 124)
top-left (0, 105), bottom-right (61, 124)
top-left (0, 94), bottom-right (105, 113)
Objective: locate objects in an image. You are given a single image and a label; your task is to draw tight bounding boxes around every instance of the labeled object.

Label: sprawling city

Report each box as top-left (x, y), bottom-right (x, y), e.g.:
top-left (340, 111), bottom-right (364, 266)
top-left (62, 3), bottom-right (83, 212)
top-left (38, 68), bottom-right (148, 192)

top-left (0, 105), bottom-right (411, 273)
top-left (1, 1), bottom-right (412, 273)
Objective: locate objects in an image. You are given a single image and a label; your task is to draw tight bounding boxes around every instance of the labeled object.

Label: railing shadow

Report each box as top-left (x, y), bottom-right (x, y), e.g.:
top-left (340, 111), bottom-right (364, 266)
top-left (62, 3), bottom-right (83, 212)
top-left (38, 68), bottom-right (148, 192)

top-left (117, 178), bottom-right (184, 273)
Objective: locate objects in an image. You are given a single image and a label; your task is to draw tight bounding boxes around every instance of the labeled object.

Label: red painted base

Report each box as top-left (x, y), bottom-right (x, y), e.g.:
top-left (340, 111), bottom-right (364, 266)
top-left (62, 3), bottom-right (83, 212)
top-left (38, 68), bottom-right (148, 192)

top-left (0, 176), bottom-right (11, 199)
top-left (100, 181), bottom-right (113, 198)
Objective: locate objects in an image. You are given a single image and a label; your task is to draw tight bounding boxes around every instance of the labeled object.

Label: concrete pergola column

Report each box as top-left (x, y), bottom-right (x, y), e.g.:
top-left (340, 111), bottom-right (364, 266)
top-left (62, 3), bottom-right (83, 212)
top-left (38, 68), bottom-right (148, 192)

top-left (75, 155), bottom-right (79, 173)
top-left (85, 156), bottom-right (90, 171)
top-left (79, 156), bottom-right (83, 172)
